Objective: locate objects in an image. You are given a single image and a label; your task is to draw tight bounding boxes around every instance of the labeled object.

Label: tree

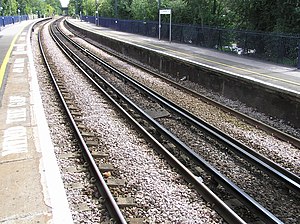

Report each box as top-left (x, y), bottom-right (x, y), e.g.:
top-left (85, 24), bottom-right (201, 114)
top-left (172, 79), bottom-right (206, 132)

top-left (2, 0), bottom-right (18, 15)
top-left (118, 0), bottom-right (131, 19)
top-left (45, 0), bottom-right (62, 15)
top-left (159, 0), bottom-right (189, 23)
top-left (274, 0), bottom-right (300, 33)
top-left (75, 0), bottom-right (300, 34)
top-left (130, 0), bottom-right (157, 20)
top-left (98, 0), bottom-right (114, 17)
top-left (0, 0), bottom-right (61, 16)
top-left (68, 0), bottom-right (83, 16)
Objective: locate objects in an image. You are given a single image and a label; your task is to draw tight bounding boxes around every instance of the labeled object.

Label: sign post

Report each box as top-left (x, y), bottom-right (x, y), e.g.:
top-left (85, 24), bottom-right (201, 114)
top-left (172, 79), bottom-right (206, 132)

top-left (298, 42), bottom-right (300, 69)
top-left (159, 9), bottom-right (172, 42)
top-left (95, 10), bottom-right (98, 25)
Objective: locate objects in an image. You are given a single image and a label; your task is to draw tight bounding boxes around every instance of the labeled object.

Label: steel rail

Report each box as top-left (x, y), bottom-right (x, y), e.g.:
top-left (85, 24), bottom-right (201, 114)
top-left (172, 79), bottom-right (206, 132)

top-left (48, 19), bottom-right (249, 224)
top-left (52, 19), bottom-right (284, 224)
top-left (64, 18), bottom-right (300, 149)
top-left (59, 21), bottom-right (300, 195)
top-left (118, 71), bottom-right (300, 194)
top-left (39, 20), bottom-right (127, 224)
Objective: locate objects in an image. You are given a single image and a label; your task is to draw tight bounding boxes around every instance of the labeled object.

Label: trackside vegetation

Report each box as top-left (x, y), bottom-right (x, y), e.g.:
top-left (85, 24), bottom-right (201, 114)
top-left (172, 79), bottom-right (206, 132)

top-left (68, 0), bottom-right (300, 34)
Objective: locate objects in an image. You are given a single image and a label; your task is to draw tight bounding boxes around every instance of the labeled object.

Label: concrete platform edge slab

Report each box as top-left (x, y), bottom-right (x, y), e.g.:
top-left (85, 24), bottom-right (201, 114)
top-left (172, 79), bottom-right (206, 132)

top-left (27, 20), bottom-right (74, 224)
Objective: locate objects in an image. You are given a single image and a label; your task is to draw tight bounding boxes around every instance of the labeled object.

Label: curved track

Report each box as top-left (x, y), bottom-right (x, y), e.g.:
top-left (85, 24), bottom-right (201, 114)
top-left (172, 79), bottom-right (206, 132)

top-left (40, 17), bottom-right (300, 224)
top-left (38, 19), bottom-right (127, 224)
top-left (64, 19), bottom-right (300, 147)
top-left (48, 18), bottom-right (247, 223)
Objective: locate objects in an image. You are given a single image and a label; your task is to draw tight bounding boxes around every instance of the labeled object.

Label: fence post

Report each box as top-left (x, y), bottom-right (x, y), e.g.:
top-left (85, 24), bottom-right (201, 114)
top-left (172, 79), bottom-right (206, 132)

top-left (218, 29), bottom-right (222, 50)
top-left (298, 42), bottom-right (300, 69)
top-left (244, 33), bottom-right (248, 55)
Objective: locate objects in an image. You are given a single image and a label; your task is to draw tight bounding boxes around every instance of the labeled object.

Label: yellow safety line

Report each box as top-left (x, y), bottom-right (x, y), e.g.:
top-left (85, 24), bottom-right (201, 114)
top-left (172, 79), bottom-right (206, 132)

top-left (0, 24), bottom-right (26, 89)
top-left (147, 44), bottom-right (300, 87)
top-left (74, 21), bottom-right (300, 88)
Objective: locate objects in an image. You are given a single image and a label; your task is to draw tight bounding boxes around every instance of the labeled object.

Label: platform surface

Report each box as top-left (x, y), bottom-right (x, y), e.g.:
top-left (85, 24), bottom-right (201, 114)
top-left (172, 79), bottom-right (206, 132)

top-left (0, 19), bottom-right (73, 223)
top-left (68, 18), bottom-right (300, 95)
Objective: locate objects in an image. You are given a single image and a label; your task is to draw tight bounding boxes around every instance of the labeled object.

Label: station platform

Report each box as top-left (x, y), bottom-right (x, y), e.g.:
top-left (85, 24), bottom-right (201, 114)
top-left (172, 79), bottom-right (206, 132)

top-left (0, 19), bottom-right (73, 223)
top-left (67, 18), bottom-right (300, 95)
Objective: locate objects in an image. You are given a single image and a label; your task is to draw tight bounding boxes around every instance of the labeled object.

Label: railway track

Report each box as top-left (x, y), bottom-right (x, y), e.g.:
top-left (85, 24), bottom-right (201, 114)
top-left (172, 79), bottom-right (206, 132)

top-left (51, 18), bottom-right (300, 223)
top-left (64, 19), bottom-right (300, 148)
top-left (64, 18), bottom-right (300, 179)
top-left (38, 20), bottom-right (127, 223)
top-left (35, 18), bottom-right (242, 223)
top-left (37, 17), bottom-right (300, 223)
top-left (43, 18), bottom-right (245, 223)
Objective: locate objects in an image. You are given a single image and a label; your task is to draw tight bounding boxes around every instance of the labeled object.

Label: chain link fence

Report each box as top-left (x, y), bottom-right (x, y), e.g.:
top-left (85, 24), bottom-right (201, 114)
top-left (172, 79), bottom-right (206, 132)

top-left (82, 15), bottom-right (300, 67)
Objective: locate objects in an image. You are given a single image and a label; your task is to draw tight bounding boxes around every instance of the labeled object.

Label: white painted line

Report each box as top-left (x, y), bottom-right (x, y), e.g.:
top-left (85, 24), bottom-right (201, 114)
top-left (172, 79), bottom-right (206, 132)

top-left (26, 21), bottom-right (74, 224)
top-left (15, 58), bottom-right (25, 63)
top-left (12, 67), bottom-right (24, 73)
top-left (15, 43), bottom-right (26, 48)
top-left (16, 46), bottom-right (25, 51)
top-left (13, 45), bottom-right (27, 55)
top-left (12, 51), bottom-right (27, 55)
top-left (8, 96), bottom-right (26, 107)
top-left (2, 126), bottom-right (28, 156)
top-left (6, 108), bottom-right (26, 123)
top-left (13, 63), bottom-right (25, 68)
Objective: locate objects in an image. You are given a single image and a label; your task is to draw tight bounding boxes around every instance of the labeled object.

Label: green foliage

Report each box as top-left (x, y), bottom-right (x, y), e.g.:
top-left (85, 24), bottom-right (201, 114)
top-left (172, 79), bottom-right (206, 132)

top-left (223, 0), bottom-right (300, 33)
top-left (82, 0), bottom-right (96, 15)
top-left (130, 0), bottom-right (156, 20)
top-left (68, 0), bottom-right (83, 15)
top-left (0, 0), bottom-right (62, 16)
top-left (0, 0), bottom-right (298, 34)
top-left (118, 0), bottom-right (132, 19)
top-left (273, 0), bottom-right (300, 33)
top-left (45, 0), bottom-right (62, 15)
top-left (1, 0), bottom-right (17, 15)
top-left (98, 0), bottom-right (114, 17)
top-left (164, 0), bottom-right (188, 23)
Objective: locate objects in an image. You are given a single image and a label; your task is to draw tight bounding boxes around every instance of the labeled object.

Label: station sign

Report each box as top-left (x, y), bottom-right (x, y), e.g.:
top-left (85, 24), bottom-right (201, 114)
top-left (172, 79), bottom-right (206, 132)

top-left (159, 9), bottom-right (171, 15)
top-left (158, 9), bottom-right (172, 42)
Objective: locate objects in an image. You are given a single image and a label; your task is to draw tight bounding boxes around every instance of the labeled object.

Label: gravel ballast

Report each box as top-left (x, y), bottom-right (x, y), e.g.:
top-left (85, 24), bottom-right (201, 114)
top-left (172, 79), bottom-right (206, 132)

top-left (32, 19), bottom-right (223, 223)
top-left (59, 19), bottom-right (300, 223)
top-left (67, 28), bottom-right (300, 177)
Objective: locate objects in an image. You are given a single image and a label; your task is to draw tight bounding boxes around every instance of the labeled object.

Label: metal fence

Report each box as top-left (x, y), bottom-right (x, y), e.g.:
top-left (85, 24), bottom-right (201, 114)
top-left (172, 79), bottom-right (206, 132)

top-left (81, 15), bottom-right (300, 67)
top-left (0, 15), bottom-right (29, 28)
